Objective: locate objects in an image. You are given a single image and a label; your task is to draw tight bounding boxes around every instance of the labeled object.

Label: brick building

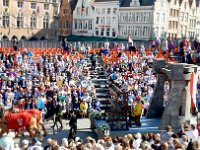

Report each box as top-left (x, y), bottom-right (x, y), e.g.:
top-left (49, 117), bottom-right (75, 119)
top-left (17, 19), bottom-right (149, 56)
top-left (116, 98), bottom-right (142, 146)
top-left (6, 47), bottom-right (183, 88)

top-left (58, 0), bottom-right (73, 38)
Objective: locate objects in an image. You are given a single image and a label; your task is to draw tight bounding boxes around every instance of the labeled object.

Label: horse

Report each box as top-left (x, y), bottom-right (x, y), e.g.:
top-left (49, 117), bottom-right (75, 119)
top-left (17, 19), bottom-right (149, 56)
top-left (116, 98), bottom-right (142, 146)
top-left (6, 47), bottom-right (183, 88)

top-left (0, 110), bottom-right (39, 138)
top-left (18, 109), bottom-right (47, 136)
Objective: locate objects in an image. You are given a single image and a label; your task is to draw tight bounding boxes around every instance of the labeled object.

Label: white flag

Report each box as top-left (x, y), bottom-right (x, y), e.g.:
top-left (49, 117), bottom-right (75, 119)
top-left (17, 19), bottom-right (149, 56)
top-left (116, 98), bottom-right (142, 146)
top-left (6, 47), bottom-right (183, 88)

top-left (128, 35), bottom-right (133, 45)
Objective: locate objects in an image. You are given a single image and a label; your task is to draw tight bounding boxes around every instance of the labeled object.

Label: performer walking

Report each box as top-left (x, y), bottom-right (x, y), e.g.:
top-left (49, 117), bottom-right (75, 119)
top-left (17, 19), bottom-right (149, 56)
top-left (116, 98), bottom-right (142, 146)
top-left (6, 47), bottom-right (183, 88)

top-left (54, 103), bottom-right (63, 131)
top-left (69, 110), bottom-right (77, 134)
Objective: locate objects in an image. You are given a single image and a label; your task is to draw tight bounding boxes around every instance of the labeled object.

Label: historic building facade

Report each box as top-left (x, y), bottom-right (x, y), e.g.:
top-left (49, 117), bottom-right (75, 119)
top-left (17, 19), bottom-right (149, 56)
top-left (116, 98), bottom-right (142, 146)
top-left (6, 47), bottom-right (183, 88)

top-left (93, 0), bottom-right (119, 38)
top-left (178, 0), bottom-right (191, 39)
top-left (58, 0), bottom-right (72, 37)
top-left (167, 0), bottom-right (200, 40)
top-left (167, 0), bottom-right (180, 39)
top-left (71, 0), bottom-right (200, 40)
top-left (72, 0), bottom-right (119, 38)
top-left (153, 0), bottom-right (169, 39)
top-left (188, 0), bottom-right (197, 39)
top-left (119, 0), bottom-right (169, 40)
top-left (196, 6), bottom-right (200, 40)
top-left (0, 0), bottom-right (60, 41)
top-left (119, 2), bottom-right (153, 40)
top-left (72, 0), bottom-right (95, 36)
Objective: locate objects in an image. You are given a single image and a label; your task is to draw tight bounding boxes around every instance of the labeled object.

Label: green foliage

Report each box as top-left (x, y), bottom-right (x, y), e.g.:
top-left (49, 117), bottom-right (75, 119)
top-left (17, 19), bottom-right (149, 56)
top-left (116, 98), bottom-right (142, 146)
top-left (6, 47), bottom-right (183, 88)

top-left (89, 110), bottom-right (106, 119)
top-left (97, 124), bottom-right (110, 134)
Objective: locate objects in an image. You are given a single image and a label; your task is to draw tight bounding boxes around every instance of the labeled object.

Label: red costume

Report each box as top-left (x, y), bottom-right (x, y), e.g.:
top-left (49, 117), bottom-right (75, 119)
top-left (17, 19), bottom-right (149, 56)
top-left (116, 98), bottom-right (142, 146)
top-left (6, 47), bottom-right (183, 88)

top-left (23, 109), bottom-right (42, 123)
top-left (5, 112), bottom-right (32, 132)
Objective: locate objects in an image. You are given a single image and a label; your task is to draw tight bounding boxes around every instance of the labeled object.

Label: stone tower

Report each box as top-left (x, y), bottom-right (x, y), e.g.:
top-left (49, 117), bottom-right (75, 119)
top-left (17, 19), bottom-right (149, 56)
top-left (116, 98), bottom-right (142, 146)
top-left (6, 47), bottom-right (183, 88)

top-left (147, 59), bottom-right (198, 129)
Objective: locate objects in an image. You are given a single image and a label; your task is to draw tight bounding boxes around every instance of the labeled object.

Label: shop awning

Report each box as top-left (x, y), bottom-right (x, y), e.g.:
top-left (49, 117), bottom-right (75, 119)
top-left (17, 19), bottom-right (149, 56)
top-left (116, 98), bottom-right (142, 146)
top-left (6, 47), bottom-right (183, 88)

top-left (64, 35), bottom-right (128, 42)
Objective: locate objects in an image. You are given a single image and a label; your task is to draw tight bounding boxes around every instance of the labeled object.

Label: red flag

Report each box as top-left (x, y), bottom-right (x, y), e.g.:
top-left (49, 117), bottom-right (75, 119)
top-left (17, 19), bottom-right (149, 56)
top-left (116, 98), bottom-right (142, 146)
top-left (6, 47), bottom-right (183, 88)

top-left (190, 72), bottom-right (198, 111)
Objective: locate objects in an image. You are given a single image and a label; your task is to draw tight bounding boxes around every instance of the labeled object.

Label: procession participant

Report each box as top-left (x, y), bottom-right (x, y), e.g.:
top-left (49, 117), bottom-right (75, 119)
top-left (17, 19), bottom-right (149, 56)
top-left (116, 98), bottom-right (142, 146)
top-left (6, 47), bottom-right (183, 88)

top-left (69, 110), bottom-right (77, 134)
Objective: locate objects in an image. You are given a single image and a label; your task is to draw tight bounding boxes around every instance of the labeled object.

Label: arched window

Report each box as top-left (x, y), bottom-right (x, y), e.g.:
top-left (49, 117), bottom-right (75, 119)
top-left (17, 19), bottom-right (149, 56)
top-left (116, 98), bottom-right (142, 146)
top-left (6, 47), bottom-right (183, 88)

top-left (2, 8), bottom-right (9, 27)
top-left (29, 37), bottom-right (38, 41)
top-left (17, 12), bottom-right (23, 28)
top-left (40, 36), bottom-right (46, 41)
top-left (30, 11), bottom-right (37, 28)
top-left (43, 12), bottom-right (49, 29)
top-left (21, 36), bottom-right (26, 41)
top-left (2, 35), bottom-right (9, 41)
top-left (11, 36), bottom-right (18, 41)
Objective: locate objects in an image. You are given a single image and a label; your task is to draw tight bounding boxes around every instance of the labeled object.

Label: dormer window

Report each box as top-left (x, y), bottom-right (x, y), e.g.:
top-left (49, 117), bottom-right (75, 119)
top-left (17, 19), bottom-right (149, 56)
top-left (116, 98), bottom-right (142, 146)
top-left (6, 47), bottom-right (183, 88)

top-left (130, 0), bottom-right (140, 7)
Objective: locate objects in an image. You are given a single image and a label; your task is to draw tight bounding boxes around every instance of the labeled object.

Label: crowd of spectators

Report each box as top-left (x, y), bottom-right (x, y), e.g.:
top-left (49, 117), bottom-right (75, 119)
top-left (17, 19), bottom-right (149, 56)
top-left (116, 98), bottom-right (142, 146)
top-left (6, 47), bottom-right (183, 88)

top-left (106, 48), bottom-right (156, 126)
top-left (179, 39), bottom-right (200, 64)
top-left (1, 38), bottom-right (200, 149)
top-left (2, 123), bottom-right (200, 150)
top-left (0, 47), bottom-right (100, 125)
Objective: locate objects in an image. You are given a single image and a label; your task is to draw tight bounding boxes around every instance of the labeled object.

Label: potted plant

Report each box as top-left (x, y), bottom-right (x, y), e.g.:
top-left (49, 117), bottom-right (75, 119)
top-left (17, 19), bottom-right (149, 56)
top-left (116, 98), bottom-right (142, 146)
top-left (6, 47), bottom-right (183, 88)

top-left (96, 123), bottom-right (111, 138)
top-left (89, 110), bottom-right (103, 129)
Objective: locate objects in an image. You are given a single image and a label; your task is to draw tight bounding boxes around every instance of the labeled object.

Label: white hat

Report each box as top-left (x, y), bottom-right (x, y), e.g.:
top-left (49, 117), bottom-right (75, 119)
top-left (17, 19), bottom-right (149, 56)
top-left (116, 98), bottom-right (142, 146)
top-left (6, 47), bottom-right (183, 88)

top-left (75, 137), bottom-right (80, 143)
top-left (136, 133), bottom-right (141, 139)
top-left (22, 139), bottom-right (29, 145)
top-left (62, 138), bottom-right (68, 147)
top-left (47, 138), bottom-right (52, 143)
